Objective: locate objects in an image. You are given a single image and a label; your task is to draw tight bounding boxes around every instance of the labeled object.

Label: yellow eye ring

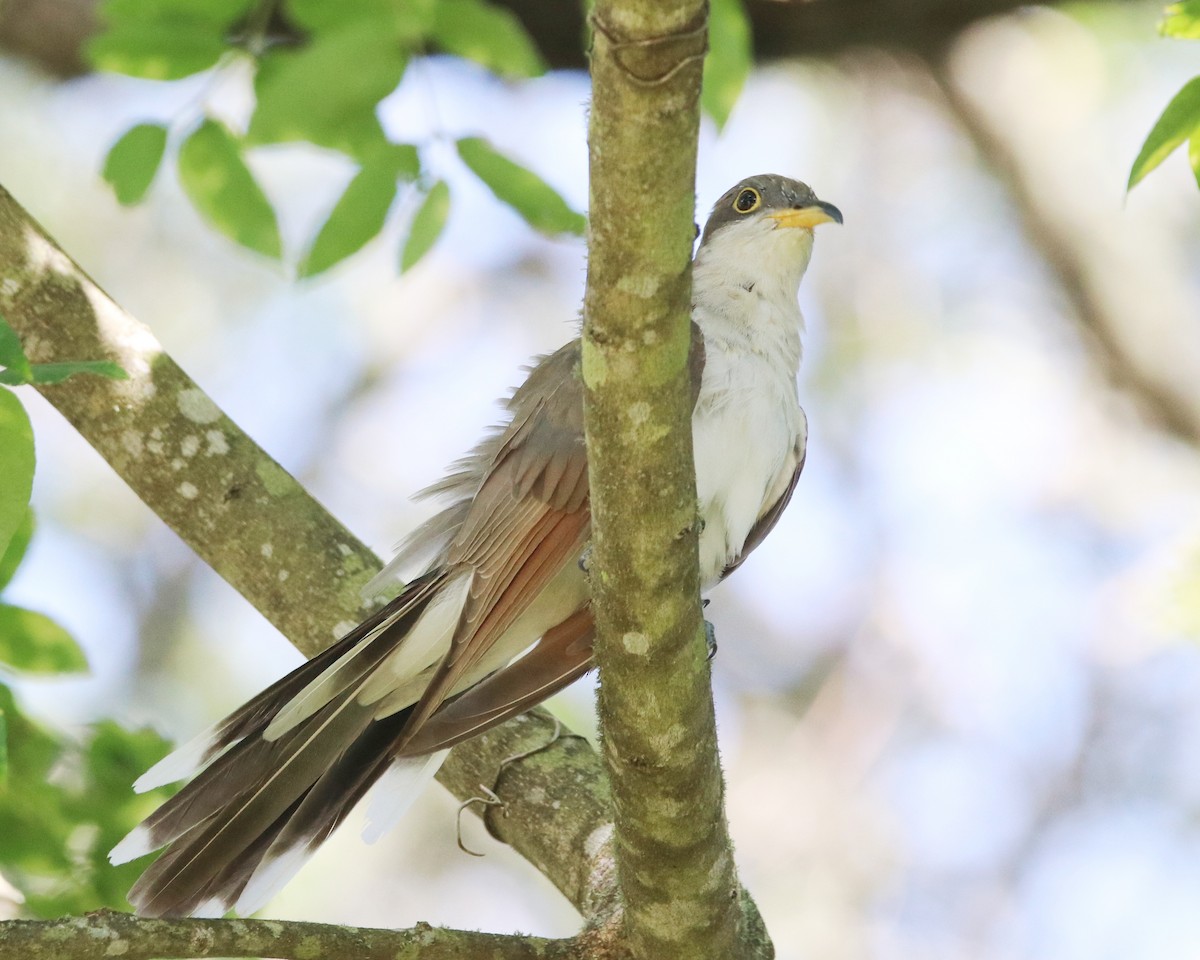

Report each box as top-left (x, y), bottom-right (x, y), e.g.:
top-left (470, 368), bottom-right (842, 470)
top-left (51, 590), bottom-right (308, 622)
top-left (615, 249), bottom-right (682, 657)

top-left (733, 188), bottom-right (761, 214)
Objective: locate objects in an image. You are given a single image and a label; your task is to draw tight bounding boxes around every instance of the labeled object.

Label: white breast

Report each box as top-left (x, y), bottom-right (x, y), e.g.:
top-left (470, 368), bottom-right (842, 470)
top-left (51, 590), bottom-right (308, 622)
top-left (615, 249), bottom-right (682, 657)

top-left (688, 216), bottom-right (814, 586)
top-left (691, 295), bottom-right (807, 587)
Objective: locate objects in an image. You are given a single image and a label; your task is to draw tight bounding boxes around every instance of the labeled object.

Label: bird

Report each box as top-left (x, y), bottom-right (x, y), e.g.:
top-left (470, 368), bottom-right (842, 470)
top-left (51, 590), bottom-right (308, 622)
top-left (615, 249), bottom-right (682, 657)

top-left (110, 174), bottom-right (842, 918)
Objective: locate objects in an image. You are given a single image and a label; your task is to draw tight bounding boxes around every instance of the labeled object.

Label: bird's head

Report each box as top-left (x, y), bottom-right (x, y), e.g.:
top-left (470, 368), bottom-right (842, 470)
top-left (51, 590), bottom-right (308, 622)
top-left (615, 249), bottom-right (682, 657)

top-left (696, 175), bottom-right (842, 294)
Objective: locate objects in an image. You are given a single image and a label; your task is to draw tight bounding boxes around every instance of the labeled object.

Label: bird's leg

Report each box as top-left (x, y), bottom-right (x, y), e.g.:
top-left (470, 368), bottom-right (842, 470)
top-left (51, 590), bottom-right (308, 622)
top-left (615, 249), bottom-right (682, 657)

top-left (702, 598), bottom-right (717, 660)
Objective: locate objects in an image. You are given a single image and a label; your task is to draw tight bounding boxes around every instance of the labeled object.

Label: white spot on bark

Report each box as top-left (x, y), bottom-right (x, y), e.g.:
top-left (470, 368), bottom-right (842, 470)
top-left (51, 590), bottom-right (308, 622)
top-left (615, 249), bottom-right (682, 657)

top-left (170, 458), bottom-right (184, 471)
top-left (177, 387), bottom-right (221, 424)
top-left (627, 401), bottom-right (651, 426)
top-left (120, 431), bottom-right (143, 458)
top-left (337, 543), bottom-right (353, 556)
top-left (261, 543), bottom-right (274, 558)
top-left (104, 939), bottom-right (130, 956)
top-left (146, 440), bottom-right (164, 456)
top-left (178, 482), bottom-right (199, 500)
top-left (278, 569), bottom-right (289, 582)
top-left (205, 429), bottom-right (229, 455)
top-left (622, 631), bottom-right (649, 655)
top-left (180, 435), bottom-right (200, 457)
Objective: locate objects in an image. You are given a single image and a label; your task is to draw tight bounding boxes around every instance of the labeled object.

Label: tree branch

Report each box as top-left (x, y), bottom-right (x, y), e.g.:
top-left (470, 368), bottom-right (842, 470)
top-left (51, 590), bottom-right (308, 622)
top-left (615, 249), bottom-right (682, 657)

top-left (581, 2), bottom-right (762, 959)
top-left (0, 909), bottom-right (575, 960)
top-left (0, 183), bottom-right (616, 921)
top-left (927, 54), bottom-right (1200, 448)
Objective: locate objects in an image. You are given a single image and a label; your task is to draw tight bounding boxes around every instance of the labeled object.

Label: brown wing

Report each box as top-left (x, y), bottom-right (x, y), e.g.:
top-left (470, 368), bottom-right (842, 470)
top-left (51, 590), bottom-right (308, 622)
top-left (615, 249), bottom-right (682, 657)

top-left (396, 342), bottom-right (591, 747)
top-left (397, 325), bottom-right (707, 750)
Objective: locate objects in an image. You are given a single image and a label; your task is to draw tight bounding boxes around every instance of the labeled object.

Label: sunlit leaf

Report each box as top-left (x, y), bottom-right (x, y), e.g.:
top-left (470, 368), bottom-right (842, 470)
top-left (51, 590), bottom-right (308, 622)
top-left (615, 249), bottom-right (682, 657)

top-left (99, 0), bottom-right (255, 27)
top-left (0, 388), bottom-right (34, 563)
top-left (1161, 0), bottom-right (1200, 38)
top-left (401, 180), bottom-right (451, 272)
top-left (702, 0), bottom-right (751, 131)
top-left (87, 23), bottom-right (229, 80)
top-left (432, 0), bottom-right (545, 78)
top-left (300, 162), bottom-right (399, 277)
top-left (0, 508), bottom-right (33, 592)
top-left (178, 119), bottom-right (282, 258)
top-left (287, 0), bottom-right (434, 36)
top-left (0, 708), bottom-right (6, 783)
top-left (249, 23), bottom-right (408, 160)
top-left (0, 605), bottom-right (87, 676)
top-left (28, 361), bottom-right (129, 385)
top-left (103, 124), bottom-right (168, 206)
top-left (0, 315), bottom-right (31, 386)
top-left (456, 137), bottom-right (585, 236)
top-left (1189, 128), bottom-right (1200, 190)
top-left (1128, 76), bottom-right (1200, 190)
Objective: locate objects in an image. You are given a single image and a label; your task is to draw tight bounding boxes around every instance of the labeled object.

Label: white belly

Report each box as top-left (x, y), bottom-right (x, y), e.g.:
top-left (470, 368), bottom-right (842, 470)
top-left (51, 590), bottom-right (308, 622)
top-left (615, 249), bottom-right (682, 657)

top-left (691, 351), bottom-right (804, 586)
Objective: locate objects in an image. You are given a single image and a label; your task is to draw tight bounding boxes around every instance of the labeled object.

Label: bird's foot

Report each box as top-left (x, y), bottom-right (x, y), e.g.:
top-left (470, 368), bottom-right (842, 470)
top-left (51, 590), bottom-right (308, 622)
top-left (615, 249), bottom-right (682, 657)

top-left (704, 618), bottom-right (717, 660)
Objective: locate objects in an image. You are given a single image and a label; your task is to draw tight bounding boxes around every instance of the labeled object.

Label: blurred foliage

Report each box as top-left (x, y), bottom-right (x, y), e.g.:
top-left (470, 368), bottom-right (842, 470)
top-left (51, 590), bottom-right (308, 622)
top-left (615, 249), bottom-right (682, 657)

top-left (401, 179), bottom-right (451, 272)
top-left (1129, 2), bottom-right (1200, 190)
top-left (0, 684), bottom-right (174, 916)
top-left (0, 317), bottom-right (160, 916)
top-left (88, 0), bottom-right (582, 275)
top-left (88, 0), bottom-right (751, 275)
top-left (702, 0), bottom-right (751, 132)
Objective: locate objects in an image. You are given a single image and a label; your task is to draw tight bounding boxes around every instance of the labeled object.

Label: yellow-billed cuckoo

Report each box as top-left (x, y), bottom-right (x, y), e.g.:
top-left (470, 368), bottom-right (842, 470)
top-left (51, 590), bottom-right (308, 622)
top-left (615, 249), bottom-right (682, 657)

top-left (111, 174), bottom-right (842, 917)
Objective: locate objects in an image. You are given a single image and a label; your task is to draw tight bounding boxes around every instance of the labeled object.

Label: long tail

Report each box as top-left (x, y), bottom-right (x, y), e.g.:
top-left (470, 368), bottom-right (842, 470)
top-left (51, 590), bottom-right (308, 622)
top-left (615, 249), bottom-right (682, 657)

top-left (112, 571), bottom-right (451, 918)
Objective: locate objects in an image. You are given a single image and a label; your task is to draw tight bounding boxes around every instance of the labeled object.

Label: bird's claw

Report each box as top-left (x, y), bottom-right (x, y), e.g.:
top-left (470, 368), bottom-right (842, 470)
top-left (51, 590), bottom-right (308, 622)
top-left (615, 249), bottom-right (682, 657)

top-left (704, 619), bottom-right (717, 660)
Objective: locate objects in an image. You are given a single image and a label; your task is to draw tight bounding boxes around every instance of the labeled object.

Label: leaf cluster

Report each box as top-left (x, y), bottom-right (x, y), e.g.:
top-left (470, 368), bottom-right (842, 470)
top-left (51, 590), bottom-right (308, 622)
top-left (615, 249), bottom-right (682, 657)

top-left (0, 319), bottom-right (170, 917)
top-left (91, 0), bottom-right (589, 276)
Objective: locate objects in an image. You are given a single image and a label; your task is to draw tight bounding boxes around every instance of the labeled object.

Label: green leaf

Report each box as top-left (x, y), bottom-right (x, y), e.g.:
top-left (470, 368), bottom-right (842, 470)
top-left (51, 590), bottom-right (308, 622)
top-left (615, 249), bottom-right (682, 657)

top-left (0, 708), bottom-right (6, 784)
top-left (0, 316), bottom-right (32, 385)
top-left (102, 124), bottom-right (168, 206)
top-left (28, 361), bottom-right (129, 385)
top-left (300, 162), bottom-right (399, 277)
top-left (401, 180), bottom-right (451, 272)
top-left (0, 680), bottom-right (175, 916)
top-left (178, 119), bottom-right (282, 258)
top-left (248, 23), bottom-right (408, 160)
top-left (87, 23), bottom-right (229, 80)
top-left (456, 137), bottom-right (585, 236)
top-left (0, 388), bottom-right (34, 564)
top-left (1189, 128), bottom-right (1200, 190)
top-left (287, 0), bottom-right (434, 36)
top-left (432, 0), bottom-right (545, 78)
top-left (702, 0), bottom-right (751, 131)
top-left (0, 605), bottom-right (87, 675)
top-left (0, 509), bottom-right (33, 592)
top-left (1128, 76), bottom-right (1200, 190)
top-left (1161, 0), bottom-right (1200, 39)
top-left (99, 0), bottom-right (256, 27)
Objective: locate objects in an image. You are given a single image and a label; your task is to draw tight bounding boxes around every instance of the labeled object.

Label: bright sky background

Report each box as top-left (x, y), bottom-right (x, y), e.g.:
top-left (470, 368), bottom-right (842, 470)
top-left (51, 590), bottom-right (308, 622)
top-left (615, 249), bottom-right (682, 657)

top-left (3, 5), bottom-right (1200, 958)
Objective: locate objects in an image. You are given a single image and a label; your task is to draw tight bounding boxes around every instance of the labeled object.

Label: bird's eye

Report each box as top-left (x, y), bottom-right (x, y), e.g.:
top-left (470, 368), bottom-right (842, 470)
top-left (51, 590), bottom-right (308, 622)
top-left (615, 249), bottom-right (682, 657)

top-left (733, 188), bottom-right (761, 213)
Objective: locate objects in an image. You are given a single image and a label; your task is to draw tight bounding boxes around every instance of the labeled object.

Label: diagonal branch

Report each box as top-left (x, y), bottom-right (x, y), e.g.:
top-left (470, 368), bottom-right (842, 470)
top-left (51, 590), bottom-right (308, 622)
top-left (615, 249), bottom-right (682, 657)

top-left (927, 53), bottom-right (1200, 448)
top-left (0, 183), bottom-right (615, 921)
